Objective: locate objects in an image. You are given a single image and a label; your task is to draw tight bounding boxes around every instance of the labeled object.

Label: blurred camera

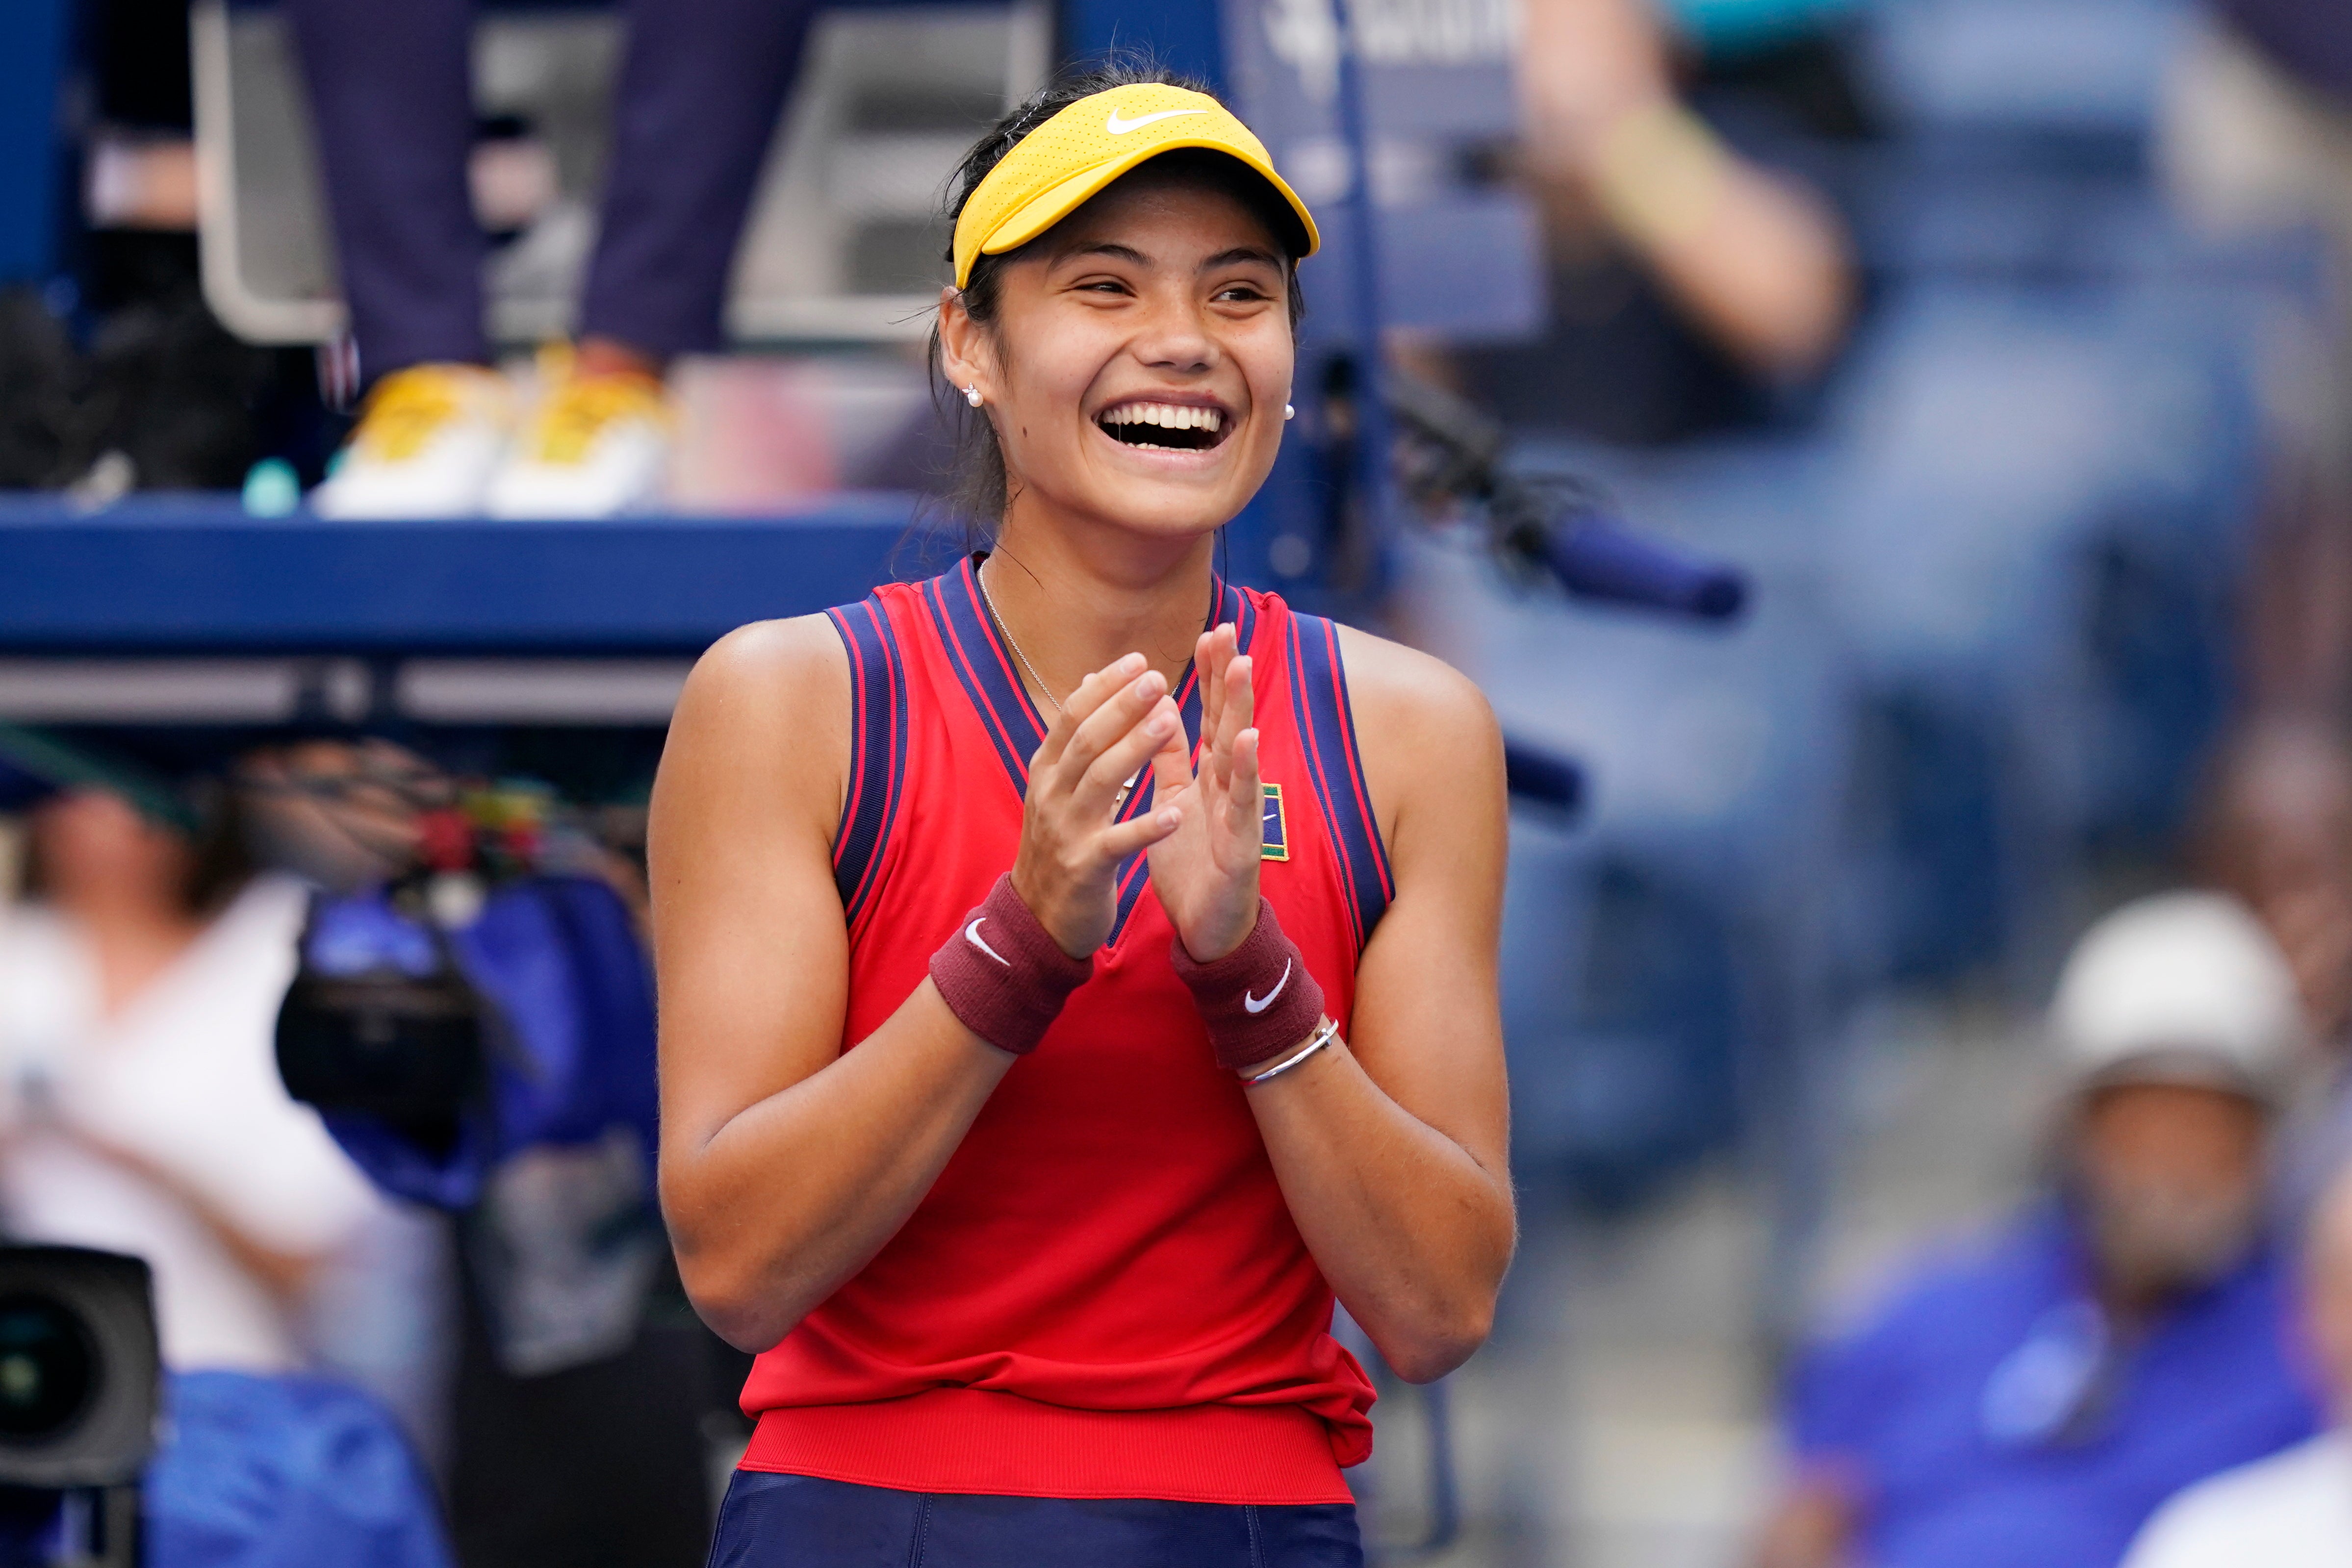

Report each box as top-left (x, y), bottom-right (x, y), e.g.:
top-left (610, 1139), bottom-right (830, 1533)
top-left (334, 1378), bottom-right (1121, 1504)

top-left (275, 889), bottom-right (491, 1158)
top-left (276, 962), bottom-right (486, 1157)
top-left (0, 1248), bottom-right (158, 1491)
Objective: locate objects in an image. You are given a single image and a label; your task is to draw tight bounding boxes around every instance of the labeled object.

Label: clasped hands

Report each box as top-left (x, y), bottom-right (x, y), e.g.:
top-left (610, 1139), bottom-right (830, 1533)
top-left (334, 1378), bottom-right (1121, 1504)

top-left (1009, 625), bottom-right (1262, 963)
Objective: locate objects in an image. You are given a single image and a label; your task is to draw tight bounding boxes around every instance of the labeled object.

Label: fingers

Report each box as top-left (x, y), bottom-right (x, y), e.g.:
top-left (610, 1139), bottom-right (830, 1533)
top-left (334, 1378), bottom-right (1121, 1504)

top-left (1197, 628), bottom-right (1227, 748)
top-left (1147, 691), bottom-right (1200, 803)
top-left (1053, 666), bottom-right (1167, 784)
top-left (1223, 649), bottom-right (1260, 747)
top-left (1025, 627), bottom-right (1248, 807)
top-left (1206, 653), bottom-right (1253, 794)
top-left (1076, 696), bottom-right (1181, 813)
top-left (1034, 652), bottom-right (1147, 768)
top-left (1101, 801), bottom-right (1186, 860)
top-left (1227, 724), bottom-right (1263, 826)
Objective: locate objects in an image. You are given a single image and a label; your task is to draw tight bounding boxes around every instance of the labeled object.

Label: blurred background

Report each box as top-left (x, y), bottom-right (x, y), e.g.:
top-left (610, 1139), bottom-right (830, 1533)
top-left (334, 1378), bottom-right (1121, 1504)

top-left (2, 0), bottom-right (2351, 1564)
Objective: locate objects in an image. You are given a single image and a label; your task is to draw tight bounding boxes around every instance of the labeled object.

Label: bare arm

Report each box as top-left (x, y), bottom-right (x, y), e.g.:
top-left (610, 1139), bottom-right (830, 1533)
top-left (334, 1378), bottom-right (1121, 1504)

top-left (1255, 632), bottom-right (1515, 1381)
top-left (653, 619), bottom-right (1182, 1351)
top-left (1519, 0), bottom-right (1853, 374)
top-left (1145, 627), bottom-right (1516, 1383)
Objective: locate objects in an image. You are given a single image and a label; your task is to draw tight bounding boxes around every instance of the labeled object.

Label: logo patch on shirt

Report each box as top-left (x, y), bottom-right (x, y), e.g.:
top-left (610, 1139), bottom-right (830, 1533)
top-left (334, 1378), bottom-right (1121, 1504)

top-left (1261, 782), bottom-right (1290, 862)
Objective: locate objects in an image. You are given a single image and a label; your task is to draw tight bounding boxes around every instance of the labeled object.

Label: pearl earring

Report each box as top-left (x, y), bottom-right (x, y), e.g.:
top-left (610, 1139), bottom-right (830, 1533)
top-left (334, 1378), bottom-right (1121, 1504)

top-left (1283, 403), bottom-right (1296, 421)
top-left (965, 386), bottom-right (984, 408)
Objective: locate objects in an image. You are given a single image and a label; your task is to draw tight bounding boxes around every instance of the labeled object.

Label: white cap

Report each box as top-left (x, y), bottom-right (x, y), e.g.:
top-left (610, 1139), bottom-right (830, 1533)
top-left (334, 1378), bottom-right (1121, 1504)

top-left (2049, 891), bottom-right (2308, 1103)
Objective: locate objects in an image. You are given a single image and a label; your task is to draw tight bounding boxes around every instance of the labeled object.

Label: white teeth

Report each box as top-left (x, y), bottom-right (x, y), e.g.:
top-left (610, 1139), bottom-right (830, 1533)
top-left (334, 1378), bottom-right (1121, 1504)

top-left (1100, 402), bottom-right (1225, 434)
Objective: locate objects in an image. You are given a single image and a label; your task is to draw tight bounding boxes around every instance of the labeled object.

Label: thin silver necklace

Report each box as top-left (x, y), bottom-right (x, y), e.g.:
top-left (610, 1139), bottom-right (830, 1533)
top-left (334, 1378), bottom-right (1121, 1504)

top-left (976, 556), bottom-right (1064, 715)
top-left (977, 557), bottom-right (1142, 811)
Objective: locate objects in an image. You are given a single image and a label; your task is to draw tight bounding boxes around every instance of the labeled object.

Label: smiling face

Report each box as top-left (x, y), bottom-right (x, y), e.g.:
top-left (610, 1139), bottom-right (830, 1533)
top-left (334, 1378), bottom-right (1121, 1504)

top-left (939, 164), bottom-right (1296, 549)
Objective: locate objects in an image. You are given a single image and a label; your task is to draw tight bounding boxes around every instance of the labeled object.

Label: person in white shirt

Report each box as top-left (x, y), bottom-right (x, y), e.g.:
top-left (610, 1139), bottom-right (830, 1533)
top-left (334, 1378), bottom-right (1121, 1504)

top-left (0, 786), bottom-right (388, 1374)
top-left (2122, 1160), bottom-right (2352, 1567)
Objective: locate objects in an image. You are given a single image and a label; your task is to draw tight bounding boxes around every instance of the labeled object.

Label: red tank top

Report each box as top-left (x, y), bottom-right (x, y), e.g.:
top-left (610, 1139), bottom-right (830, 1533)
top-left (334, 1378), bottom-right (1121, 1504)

top-left (737, 558), bottom-right (1393, 1503)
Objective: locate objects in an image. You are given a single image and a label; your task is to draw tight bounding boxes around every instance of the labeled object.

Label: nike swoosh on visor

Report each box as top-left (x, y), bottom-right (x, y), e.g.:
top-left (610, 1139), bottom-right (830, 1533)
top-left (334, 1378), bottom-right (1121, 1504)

top-left (1106, 107), bottom-right (1207, 135)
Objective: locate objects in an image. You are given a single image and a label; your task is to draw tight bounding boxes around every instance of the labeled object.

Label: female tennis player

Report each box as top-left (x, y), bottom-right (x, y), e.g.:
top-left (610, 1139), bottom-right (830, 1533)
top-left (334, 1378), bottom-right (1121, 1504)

top-left (652, 64), bottom-right (1513, 1566)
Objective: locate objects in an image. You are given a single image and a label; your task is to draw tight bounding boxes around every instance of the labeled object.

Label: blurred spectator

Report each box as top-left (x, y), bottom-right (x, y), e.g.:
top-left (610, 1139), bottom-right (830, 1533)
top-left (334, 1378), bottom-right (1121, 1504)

top-left (2164, 2), bottom-right (2352, 256)
top-left (283, 0), bottom-right (821, 519)
top-left (1456, 0), bottom-right (1860, 441)
top-left (2121, 1158), bottom-right (2352, 1566)
top-left (2163, 7), bottom-right (2352, 714)
top-left (1753, 892), bottom-right (2322, 1568)
top-left (0, 786), bottom-right (387, 1372)
top-left (2195, 714), bottom-right (2352, 1045)
top-left (1522, 0), bottom-right (1852, 372)
top-left (2193, 715), bottom-right (2352, 1226)
top-left (0, 0), bottom-right (355, 496)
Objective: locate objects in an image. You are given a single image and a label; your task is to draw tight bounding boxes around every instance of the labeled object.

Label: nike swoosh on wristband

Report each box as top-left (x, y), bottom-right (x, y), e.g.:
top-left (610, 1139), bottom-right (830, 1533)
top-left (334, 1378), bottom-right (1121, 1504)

top-left (965, 918), bottom-right (1010, 966)
top-left (1106, 107), bottom-right (1207, 135)
top-left (1244, 959), bottom-right (1291, 1014)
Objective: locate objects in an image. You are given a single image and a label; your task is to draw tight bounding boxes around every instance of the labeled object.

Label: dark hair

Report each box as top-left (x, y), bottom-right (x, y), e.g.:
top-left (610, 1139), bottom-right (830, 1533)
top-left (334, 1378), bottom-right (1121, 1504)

top-left (929, 56), bottom-right (1309, 532)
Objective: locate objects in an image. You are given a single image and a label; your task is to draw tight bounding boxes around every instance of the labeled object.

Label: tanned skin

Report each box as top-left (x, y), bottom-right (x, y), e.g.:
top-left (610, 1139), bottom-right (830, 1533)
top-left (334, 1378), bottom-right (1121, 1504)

top-left (652, 172), bottom-right (1515, 1380)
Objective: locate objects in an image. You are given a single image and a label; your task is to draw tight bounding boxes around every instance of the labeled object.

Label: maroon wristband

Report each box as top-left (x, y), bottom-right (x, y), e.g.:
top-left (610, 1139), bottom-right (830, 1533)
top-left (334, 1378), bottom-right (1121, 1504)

top-left (1170, 898), bottom-right (1328, 1073)
top-left (928, 874), bottom-right (1094, 1055)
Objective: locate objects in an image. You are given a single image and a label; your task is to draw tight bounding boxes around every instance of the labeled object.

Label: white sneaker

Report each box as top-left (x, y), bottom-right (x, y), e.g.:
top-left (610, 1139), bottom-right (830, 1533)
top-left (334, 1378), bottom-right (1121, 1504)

top-left (311, 364), bottom-right (511, 519)
top-left (485, 359), bottom-right (671, 518)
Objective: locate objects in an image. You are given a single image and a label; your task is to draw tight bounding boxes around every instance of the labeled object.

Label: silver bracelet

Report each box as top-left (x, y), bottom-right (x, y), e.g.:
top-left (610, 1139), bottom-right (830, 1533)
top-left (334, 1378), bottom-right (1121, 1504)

top-left (1244, 1017), bottom-right (1341, 1086)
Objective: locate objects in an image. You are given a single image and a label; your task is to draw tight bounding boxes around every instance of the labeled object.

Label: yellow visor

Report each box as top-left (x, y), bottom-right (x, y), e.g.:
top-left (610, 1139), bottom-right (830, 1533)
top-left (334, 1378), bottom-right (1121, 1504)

top-left (951, 82), bottom-right (1320, 290)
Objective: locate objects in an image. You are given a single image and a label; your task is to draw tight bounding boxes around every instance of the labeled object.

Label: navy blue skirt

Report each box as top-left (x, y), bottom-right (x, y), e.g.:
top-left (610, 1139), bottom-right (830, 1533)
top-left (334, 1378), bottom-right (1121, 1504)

top-left (709, 1471), bottom-right (1364, 1568)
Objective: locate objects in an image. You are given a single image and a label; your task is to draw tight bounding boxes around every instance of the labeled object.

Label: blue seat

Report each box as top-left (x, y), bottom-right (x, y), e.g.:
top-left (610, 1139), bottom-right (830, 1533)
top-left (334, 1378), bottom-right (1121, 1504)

top-left (1812, 278), bottom-right (2262, 982)
top-left (1401, 443), bottom-right (1852, 1207)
